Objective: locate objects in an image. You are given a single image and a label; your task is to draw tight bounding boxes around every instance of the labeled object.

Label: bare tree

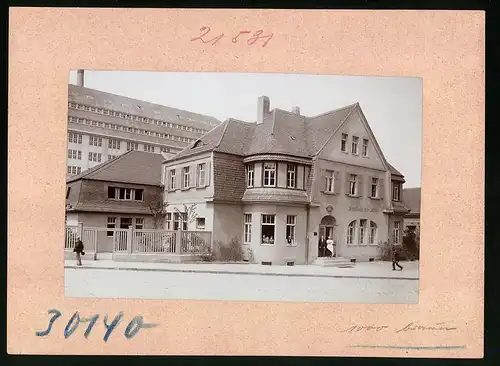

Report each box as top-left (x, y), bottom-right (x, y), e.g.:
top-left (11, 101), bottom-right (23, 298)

top-left (173, 203), bottom-right (198, 229)
top-left (145, 190), bottom-right (169, 229)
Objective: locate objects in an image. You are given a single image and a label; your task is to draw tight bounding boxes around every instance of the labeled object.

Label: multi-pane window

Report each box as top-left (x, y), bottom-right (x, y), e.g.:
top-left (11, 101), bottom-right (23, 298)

top-left (108, 155), bottom-right (116, 161)
top-left (371, 177), bottom-right (379, 198)
top-left (349, 174), bottom-right (358, 196)
top-left (88, 152), bottom-right (102, 162)
top-left (287, 164), bottom-right (297, 188)
top-left (244, 214), bottom-right (252, 244)
top-left (341, 133), bottom-right (348, 152)
top-left (347, 221), bottom-right (356, 245)
top-left (67, 149), bottom-right (81, 160)
top-left (144, 144), bottom-right (155, 153)
top-left (108, 139), bottom-right (121, 149)
top-left (89, 136), bottom-right (102, 147)
top-left (393, 221), bottom-right (401, 244)
top-left (358, 219), bottom-right (367, 245)
top-left (169, 169), bottom-right (176, 190)
top-left (183, 166), bottom-right (190, 189)
top-left (106, 217), bottom-right (116, 237)
top-left (126, 142), bottom-right (138, 151)
top-left (67, 166), bottom-right (81, 175)
top-left (286, 215), bottom-right (296, 246)
top-left (325, 170), bottom-right (335, 193)
top-left (135, 218), bottom-right (144, 230)
top-left (392, 182), bottom-right (401, 201)
top-left (166, 213), bottom-right (172, 230)
top-left (197, 163), bottom-right (206, 187)
top-left (174, 212), bottom-right (187, 230)
top-left (351, 136), bottom-right (359, 155)
top-left (246, 164), bottom-right (254, 188)
top-left (263, 162), bottom-right (276, 187)
top-left (68, 133), bottom-right (82, 144)
top-left (362, 139), bottom-right (369, 157)
top-left (261, 214), bottom-right (276, 244)
top-left (108, 187), bottom-right (143, 201)
top-left (120, 218), bottom-right (132, 229)
top-left (369, 221), bottom-right (377, 245)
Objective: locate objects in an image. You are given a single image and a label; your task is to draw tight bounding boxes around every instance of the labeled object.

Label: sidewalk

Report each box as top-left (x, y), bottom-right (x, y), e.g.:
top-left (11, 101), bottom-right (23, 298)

top-left (65, 259), bottom-right (419, 280)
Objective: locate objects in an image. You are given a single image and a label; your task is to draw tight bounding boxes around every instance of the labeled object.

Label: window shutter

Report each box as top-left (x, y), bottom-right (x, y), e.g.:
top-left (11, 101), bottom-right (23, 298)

top-left (205, 161), bottom-right (211, 187)
top-left (334, 171), bottom-right (340, 194)
top-left (190, 164), bottom-right (196, 188)
top-left (345, 173), bottom-right (351, 195)
top-left (378, 178), bottom-right (384, 199)
top-left (320, 169), bottom-right (326, 191)
top-left (195, 164), bottom-right (200, 187)
top-left (176, 168), bottom-right (182, 189)
top-left (358, 175), bottom-right (364, 197)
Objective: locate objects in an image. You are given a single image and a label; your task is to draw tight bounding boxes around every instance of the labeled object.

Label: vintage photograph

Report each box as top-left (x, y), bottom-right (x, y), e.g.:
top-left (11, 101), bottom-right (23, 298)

top-left (64, 71), bottom-right (422, 303)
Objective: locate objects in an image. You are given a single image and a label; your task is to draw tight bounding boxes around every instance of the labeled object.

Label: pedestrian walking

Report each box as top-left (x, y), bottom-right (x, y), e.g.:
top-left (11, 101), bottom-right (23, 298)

top-left (74, 237), bottom-right (85, 266)
top-left (392, 245), bottom-right (403, 271)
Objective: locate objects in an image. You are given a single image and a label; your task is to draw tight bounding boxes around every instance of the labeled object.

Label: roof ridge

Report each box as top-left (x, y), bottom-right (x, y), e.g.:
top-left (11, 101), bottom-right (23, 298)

top-left (214, 120), bottom-right (231, 149)
top-left (67, 150), bottom-right (133, 183)
top-left (308, 102), bottom-right (359, 120)
top-left (314, 104), bottom-right (359, 155)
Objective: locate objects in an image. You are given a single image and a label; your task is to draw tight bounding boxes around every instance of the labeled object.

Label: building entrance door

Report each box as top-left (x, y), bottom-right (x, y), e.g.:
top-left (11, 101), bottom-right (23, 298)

top-left (318, 215), bottom-right (337, 257)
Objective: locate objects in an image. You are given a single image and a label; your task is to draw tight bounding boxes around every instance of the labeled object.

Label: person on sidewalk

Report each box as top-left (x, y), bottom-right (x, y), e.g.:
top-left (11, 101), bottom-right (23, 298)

top-left (73, 237), bottom-right (85, 266)
top-left (392, 245), bottom-right (403, 271)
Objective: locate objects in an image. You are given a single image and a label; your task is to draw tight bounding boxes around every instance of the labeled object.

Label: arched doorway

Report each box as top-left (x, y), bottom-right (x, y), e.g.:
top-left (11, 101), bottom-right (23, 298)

top-left (318, 215), bottom-right (337, 257)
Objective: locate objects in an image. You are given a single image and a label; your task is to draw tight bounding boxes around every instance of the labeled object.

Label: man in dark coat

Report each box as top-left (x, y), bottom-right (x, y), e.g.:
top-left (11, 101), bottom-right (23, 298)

top-left (392, 245), bottom-right (403, 271)
top-left (318, 236), bottom-right (327, 257)
top-left (73, 237), bottom-right (85, 266)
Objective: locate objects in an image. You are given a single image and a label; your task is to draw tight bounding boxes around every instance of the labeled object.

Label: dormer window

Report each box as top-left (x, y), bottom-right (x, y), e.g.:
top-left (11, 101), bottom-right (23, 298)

top-left (263, 162), bottom-right (276, 187)
top-left (392, 182), bottom-right (402, 201)
top-left (192, 140), bottom-right (204, 148)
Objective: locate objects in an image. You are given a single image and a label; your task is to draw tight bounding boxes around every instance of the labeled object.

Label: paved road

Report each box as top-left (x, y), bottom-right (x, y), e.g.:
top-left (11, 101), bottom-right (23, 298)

top-left (65, 268), bottom-right (418, 303)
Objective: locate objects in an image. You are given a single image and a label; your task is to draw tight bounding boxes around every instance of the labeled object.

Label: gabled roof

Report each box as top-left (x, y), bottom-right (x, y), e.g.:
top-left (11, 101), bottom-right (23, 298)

top-left (166, 103), bottom-right (359, 162)
top-left (387, 162), bottom-right (404, 177)
top-left (403, 187), bottom-right (421, 214)
top-left (67, 150), bottom-right (164, 186)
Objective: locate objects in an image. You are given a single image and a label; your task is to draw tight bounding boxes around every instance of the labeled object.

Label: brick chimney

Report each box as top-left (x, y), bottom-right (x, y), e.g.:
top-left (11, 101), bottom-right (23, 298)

top-left (291, 106), bottom-right (300, 115)
top-left (257, 96), bottom-right (270, 124)
top-left (76, 70), bottom-right (84, 87)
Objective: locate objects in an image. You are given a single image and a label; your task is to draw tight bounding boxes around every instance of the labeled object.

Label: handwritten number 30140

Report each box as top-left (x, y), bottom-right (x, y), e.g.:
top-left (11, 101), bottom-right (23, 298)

top-left (36, 309), bottom-right (157, 342)
top-left (191, 27), bottom-right (273, 47)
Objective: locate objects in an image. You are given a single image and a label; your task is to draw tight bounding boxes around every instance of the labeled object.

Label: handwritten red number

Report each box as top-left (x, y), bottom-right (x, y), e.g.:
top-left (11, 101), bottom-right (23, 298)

top-left (191, 26), bottom-right (224, 46)
top-left (232, 31), bottom-right (251, 43)
top-left (247, 30), bottom-right (273, 47)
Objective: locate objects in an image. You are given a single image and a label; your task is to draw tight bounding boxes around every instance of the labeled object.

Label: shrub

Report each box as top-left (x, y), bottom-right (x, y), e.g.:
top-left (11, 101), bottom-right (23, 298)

top-left (377, 241), bottom-right (392, 261)
top-left (207, 237), bottom-right (244, 262)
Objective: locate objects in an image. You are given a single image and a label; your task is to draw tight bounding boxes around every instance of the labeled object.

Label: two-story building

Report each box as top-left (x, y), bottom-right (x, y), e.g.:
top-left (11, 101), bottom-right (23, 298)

top-left (162, 96), bottom-right (410, 265)
top-left (66, 150), bottom-right (165, 252)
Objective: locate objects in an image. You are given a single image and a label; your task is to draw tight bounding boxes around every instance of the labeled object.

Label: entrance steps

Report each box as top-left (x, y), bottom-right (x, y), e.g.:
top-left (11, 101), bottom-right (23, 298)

top-left (313, 257), bottom-right (355, 268)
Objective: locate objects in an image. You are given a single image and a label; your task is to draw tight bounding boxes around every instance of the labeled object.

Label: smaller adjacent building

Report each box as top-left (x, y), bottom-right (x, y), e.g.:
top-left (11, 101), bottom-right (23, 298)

top-left (65, 150), bottom-right (164, 252)
top-left (403, 187), bottom-right (421, 233)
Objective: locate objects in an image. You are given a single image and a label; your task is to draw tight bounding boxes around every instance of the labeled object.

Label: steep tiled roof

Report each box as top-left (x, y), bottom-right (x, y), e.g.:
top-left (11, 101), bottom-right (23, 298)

top-left (167, 103), bottom-right (358, 162)
top-left (67, 150), bottom-right (164, 186)
top-left (403, 187), bottom-right (421, 214)
top-left (387, 162), bottom-right (404, 177)
top-left (68, 84), bottom-right (221, 130)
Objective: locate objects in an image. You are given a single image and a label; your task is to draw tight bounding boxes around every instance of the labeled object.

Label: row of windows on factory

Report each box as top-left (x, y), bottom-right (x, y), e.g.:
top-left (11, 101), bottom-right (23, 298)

top-left (67, 133), bottom-right (173, 154)
top-left (68, 116), bottom-right (196, 143)
top-left (68, 102), bottom-right (208, 134)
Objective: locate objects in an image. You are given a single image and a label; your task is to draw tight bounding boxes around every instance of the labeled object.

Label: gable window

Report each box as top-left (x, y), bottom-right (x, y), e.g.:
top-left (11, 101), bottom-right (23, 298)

top-left (263, 162), bottom-right (276, 187)
top-left (368, 221), bottom-right (377, 245)
top-left (246, 164), bottom-right (254, 188)
top-left (169, 169), bottom-right (176, 190)
top-left (393, 221), bottom-right (401, 244)
top-left (347, 221), bottom-right (356, 245)
top-left (106, 217), bottom-right (116, 237)
top-left (341, 133), bottom-right (348, 152)
top-left (120, 217), bottom-right (132, 229)
top-left (325, 170), bottom-right (335, 193)
top-left (362, 139), bottom-right (369, 157)
top-left (286, 215), bottom-right (296, 246)
top-left (166, 213), bottom-right (172, 230)
top-left (351, 136), bottom-right (359, 155)
top-left (358, 219), bottom-right (367, 245)
top-left (392, 182), bottom-right (401, 201)
top-left (287, 164), bottom-right (297, 188)
top-left (135, 218), bottom-right (144, 230)
top-left (349, 174), bottom-right (358, 196)
top-left (261, 214), bottom-right (275, 245)
top-left (371, 177), bottom-right (379, 198)
top-left (244, 214), bottom-right (252, 244)
top-left (197, 163), bottom-right (206, 187)
top-left (182, 166), bottom-right (190, 189)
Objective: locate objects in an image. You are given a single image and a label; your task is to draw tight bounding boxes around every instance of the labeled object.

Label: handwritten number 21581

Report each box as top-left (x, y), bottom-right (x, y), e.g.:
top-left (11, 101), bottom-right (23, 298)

top-left (191, 27), bottom-right (273, 47)
top-left (36, 309), bottom-right (156, 342)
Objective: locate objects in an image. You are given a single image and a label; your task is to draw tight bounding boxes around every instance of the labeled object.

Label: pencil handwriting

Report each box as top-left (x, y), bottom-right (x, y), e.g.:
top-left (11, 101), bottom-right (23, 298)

top-left (191, 27), bottom-right (273, 47)
top-left (339, 322), bottom-right (458, 334)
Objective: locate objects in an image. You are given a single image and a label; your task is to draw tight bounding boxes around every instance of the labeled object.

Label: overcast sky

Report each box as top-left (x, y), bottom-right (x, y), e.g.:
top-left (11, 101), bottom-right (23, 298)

top-left (69, 71), bottom-right (422, 188)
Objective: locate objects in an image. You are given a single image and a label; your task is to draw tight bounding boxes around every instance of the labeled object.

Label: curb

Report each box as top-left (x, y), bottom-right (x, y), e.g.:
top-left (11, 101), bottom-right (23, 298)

top-left (64, 265), bottom-right (419, 281)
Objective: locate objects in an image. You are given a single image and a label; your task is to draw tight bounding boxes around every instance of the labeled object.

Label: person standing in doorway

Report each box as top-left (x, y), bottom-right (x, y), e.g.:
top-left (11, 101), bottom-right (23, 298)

top-left (392, 244), bottom-right (403, 271)
top-left (318, 236), bottom-right (327, 257)
top-left (326, 236), bottom-right (334, 257)
top-left (74, 237), bottom-right (85, 266)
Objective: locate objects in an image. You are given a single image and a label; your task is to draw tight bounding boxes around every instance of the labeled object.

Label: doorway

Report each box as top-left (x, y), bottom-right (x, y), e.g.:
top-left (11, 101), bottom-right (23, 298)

top-left (318, 215), bottom-right (336, 257)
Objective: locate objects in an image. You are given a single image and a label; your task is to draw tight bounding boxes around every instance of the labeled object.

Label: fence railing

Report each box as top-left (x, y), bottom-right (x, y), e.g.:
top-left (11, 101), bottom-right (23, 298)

top-left (181, 231), bottom-right (212, 254)
top-left (114, 229), bottom-right (128, 252)
top-left (65, 226), bottom-right (79, 249)
top-left (133, 230), bottom-right (176, 253)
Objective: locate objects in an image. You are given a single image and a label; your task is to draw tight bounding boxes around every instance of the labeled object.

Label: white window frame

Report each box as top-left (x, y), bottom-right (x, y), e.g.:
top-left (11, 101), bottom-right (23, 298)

top-left (106, 217), bottom-right (116, 237)
top-left (166, 213), bottom-right (172, 230)
top-left (349, 174), bottom-right (358, 196)
top-left (135, 218), bottom-right (144, 230)
top-left (393, 221), bottom-right (401, 244)
top-left (197, 163), bottom-right (206, 187)
top-left (183, 166), bottom-right (190, 189)
top-left (347, 221), bottom-right (356, 245)
top-left (325, 170), bottom-right (335, 193)
top-left (392, 182), bottom-right (401, 201)
top-left (263, 162), bottom-right (276, 187)
top-left (358, 219), bottom-right (367, 245)
top-left (244, 214), bottom-right (252, 244)
top-left (287, 164), bottom-right (297, 188)
top-left (351, 136), bottom-right (359, 155)
top-left (362, 139), bottom-right (369, 157)
top-left (261, 214), bottom-right (276, 245)
top-left (246, 164), bottom-right (254, 188)
top-left (341, 133), bottom-right (348, 152)
top-left (371, 177), bottom-right (379, 198)
top-left (169, 169), bottom-right (176, 190)
top-left (368, 221), bottom-right (377, 245)
top-left (196, 217), bottom-right (206, 229)
top-left (286, 215), bottom-right (297, 246)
